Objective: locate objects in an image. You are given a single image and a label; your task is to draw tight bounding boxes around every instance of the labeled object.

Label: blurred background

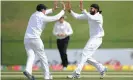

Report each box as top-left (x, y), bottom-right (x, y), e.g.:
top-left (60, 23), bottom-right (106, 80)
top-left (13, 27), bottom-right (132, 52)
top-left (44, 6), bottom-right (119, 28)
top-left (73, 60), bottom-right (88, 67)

top-left (1, 1), bottom-right (133, 71)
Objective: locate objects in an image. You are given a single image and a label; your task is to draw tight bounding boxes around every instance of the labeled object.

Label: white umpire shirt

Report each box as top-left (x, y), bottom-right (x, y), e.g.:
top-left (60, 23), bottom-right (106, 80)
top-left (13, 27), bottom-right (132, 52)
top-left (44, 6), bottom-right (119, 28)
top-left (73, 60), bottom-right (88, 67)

top-left (71, 9), bottom-right (104, 38)
top-left (24, 9), bottom-right (65, 39)
top-left (53, 21), bottom-right (73, 39)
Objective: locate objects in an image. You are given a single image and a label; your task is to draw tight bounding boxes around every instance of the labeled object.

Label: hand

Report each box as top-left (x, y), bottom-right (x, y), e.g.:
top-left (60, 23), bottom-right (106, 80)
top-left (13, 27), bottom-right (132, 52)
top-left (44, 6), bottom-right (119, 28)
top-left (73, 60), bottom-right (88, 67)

top-left (52, 1), bottom-right (59, 11)
top-left (60, 1), bottom-right (66, 10)
top-left (61, 33), bottom-right (66, 37)
top-left (66, 1), bottom-right (72, 13)
top-left (57, 33), bottom-right (66, 37)
top-left (79, 0), bottom-right (83, 11)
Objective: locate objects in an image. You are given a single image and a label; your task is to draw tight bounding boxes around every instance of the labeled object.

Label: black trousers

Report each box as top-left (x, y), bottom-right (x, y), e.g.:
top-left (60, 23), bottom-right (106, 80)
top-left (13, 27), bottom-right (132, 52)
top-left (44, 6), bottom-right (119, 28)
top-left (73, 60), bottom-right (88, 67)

top-left (57, 36), bottom-right (70, 67)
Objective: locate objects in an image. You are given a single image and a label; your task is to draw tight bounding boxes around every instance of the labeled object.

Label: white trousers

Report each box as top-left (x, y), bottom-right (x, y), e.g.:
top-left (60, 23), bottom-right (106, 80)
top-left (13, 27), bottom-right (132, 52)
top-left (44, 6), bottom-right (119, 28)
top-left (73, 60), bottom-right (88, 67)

top-left (75, 37), bottom-right (105, 74)
top-left (24, 38), bottom-right (50, 77)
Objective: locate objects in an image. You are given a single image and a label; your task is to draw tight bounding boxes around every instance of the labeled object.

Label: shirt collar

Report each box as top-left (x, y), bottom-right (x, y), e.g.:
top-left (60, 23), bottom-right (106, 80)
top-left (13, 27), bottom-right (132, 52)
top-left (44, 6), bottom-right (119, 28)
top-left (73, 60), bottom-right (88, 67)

top-left (36, 11), bottom-right (44, 15)
top-left (58, 21), bottom-right (66, 24)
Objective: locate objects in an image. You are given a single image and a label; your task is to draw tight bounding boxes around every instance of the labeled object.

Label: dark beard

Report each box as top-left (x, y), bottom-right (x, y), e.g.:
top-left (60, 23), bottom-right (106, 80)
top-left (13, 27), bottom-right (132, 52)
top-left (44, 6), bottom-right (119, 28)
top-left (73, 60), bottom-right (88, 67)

top-left (90, 11), bottom-right (95, 15)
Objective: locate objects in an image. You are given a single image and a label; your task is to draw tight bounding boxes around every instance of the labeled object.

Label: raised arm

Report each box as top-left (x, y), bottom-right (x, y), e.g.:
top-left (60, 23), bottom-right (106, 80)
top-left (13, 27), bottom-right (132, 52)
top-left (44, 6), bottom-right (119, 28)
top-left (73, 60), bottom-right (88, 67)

top-left (71, 10), bottom-right (87, 20)
top-left (45, 9), bottom-right (53, 15)
top-left (43, 10), bottom-right (64, 22)
top-left (67, 1), bottom-right (87, 20)
top-left (82, 9), bottom-right (102, 22)
top-left (45, 1), bottom-right (59, 15)
top-left (79, 1), bottom-right (102, 22)
top-left (43, 2), bottom-right (66, 22)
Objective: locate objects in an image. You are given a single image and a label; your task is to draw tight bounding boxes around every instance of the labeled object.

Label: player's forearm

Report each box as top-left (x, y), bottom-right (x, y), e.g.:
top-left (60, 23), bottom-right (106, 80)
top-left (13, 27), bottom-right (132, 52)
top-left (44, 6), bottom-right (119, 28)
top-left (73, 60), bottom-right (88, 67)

top-left (44, 10), bottom-right (65, 22)
top-left (71, 10), bottom-right (80, 19)
top-left (82, 9), bottom-right (100, 21)
top-left (71, 10), bottom-right (82, 19)
top-left (45, 9), bottom-right (53, 15)
top-left (71, 10), bottom-right (87, 20)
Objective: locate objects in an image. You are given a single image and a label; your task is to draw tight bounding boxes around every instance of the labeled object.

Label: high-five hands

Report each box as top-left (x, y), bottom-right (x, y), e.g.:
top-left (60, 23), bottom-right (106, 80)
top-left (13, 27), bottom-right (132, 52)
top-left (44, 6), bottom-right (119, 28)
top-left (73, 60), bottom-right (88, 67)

top-left (52, 1), bottom-right (84, 12)
top-left (52, 1), bottom-right (66, 11)
top-left (66, 1), bottom-right (83, 13)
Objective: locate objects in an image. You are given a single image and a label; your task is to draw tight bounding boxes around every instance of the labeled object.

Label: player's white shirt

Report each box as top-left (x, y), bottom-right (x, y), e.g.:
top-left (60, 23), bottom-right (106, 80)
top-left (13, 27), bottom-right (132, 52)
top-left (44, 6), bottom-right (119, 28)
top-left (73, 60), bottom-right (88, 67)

top-left (24, 9), bottom-right (65, 39)
top-left (71, 9), bottom-right (104, 38)
top-left (53, 21), bottom-right (73, 39)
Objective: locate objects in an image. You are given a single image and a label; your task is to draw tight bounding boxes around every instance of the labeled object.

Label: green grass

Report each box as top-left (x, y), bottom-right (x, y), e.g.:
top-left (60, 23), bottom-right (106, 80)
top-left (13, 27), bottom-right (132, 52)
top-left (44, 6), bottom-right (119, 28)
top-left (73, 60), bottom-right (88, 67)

top-left (1, 71), bottom-right (133, 80)
top-left (2, 1), bottom-right (133, 48)
top-left (1, 1), bottom-right (133, 65)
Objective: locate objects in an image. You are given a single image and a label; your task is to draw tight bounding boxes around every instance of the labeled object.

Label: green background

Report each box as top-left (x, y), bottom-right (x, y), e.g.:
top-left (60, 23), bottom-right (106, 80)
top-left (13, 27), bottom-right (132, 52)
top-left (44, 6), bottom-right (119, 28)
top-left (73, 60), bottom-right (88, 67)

top-left (1, 1), bottom-right (133, 65)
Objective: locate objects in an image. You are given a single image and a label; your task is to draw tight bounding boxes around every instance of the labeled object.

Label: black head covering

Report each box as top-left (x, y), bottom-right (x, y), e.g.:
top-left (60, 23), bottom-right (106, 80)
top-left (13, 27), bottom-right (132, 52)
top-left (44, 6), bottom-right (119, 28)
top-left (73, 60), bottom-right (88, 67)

top-left (90, 4), bottom-right (102, 13)
top-left (36, 4), bottom-right (47, 11)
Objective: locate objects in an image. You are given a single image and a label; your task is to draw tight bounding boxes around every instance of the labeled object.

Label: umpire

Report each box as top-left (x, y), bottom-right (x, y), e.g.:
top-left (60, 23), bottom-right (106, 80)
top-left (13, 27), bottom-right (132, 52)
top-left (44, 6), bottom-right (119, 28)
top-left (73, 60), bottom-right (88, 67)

top-left (53, 16), bottom-right (73, 70)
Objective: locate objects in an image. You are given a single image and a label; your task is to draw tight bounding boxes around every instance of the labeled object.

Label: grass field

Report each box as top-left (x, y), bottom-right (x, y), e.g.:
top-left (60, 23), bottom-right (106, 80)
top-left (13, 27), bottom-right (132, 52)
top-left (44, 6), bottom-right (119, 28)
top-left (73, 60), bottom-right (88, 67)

top-left (2, 1), bottom-right (133, 48)
top-left (1, 71), bottom-right (133, 80)
top-left (1, 1), bottom-right (133, 65)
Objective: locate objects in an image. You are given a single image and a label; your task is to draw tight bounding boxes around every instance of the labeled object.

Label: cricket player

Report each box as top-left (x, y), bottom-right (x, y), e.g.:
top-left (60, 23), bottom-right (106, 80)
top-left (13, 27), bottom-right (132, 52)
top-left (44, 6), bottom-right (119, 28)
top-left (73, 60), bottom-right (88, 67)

top-left (53, 16), bottom-right (73, 70)
top-left (23, 3), bottom-right (65, 80)
top-left (67, 2), bottom-right (107, 79)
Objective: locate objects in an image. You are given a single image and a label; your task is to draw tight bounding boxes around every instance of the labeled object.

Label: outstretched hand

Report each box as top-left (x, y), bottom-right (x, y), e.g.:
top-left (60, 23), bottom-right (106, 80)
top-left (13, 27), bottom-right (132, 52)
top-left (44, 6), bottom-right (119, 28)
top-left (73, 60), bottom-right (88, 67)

top-left (67, 1), bottom-right (72, 13)
top-left (60, 1), bottom-right (66, 10)
top-left (79, 0), bottom-right (83, 11)
top-left (53, 1), bottom-right (59, 11)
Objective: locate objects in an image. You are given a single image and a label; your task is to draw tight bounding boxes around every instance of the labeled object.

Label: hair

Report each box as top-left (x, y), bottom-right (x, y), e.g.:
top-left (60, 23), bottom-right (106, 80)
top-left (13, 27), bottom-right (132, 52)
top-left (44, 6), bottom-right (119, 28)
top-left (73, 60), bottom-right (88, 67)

top-left (60, 16), bottom-right (64, 19)
top-left (99, 10), bottom-right (102, 14)
top-left (36, 4), bottom-right (47, 11)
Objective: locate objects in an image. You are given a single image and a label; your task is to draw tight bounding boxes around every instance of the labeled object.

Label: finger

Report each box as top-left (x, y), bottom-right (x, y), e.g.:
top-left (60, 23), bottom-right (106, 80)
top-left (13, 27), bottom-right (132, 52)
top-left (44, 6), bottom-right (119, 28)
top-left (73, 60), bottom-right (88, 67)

top-left (80, 0), bottom-right (83, 8)
top-left (60, 1), bottom-right (64, 4)
top-left (60, 1), bottom-right (66, 10)
top-left (54, 0), bottom-right (58, 5)
top-left (80, 0), bottom-right (83, 5)
top-left (54, 0), bottom-right (59, 9)
top-left (68, 1), bottom-right (71, 8)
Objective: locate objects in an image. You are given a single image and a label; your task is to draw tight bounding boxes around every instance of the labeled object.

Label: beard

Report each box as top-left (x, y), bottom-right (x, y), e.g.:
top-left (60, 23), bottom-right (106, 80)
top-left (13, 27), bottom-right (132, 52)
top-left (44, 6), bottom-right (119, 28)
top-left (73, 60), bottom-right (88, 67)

top-left (90, 11), bottom-right (95, 15)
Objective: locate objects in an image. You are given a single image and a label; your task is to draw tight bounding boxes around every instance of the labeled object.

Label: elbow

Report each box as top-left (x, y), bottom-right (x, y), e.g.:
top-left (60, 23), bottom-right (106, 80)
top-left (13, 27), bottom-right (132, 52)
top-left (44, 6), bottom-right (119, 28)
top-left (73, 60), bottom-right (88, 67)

top-left (53, 32), bottom-right (56, 35)
top-left (69, 32), bottom-right (73, 35)
top-left (53, 33), bottom-right (57, 36)
top-left (71, 32), bottom-right (73, 35)
top-left (71, 31), bottom-right (73, 35)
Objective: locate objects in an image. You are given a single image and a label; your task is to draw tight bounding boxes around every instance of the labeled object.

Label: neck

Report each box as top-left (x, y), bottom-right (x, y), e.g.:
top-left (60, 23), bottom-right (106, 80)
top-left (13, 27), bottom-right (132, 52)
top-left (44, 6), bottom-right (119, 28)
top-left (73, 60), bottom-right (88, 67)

top-left (59, 21), bottom-right (64, 23)
top-left (42, 12), bottom-right (45, 14)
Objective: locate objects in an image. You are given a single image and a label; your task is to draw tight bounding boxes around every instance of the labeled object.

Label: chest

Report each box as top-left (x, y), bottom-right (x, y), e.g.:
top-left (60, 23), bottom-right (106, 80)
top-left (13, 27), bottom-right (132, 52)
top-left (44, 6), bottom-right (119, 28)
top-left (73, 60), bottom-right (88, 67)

top-left (56, 24), bottom-right (67, 30)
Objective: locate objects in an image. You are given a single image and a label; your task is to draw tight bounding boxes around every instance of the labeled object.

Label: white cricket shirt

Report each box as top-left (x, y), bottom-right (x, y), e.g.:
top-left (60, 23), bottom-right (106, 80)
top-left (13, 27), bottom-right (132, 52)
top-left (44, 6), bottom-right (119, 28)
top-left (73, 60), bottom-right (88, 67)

top-left (71, 9), bottom-right (104, 38)
top-left (53, 21), bottom-right (73, 39)
top-left (24, 9), bottom-right (65, 39)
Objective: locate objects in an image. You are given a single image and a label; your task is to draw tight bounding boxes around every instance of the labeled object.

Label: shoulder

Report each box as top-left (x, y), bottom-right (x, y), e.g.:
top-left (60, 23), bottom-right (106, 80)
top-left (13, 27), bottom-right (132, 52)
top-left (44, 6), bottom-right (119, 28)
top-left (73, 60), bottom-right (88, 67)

top-left (97, 13), bottom-right (103, 17)
top-left (96, 13), bottom-right (103, 20)
top-left (64, 21), bottom-right (70, 25)
top-left (54, 21), bottom-right (59, 25)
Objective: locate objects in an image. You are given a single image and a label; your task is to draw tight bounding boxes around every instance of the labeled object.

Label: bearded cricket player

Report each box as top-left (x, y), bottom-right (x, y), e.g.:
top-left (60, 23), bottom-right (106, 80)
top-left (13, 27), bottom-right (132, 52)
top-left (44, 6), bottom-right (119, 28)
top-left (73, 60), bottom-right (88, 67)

top-left (67, 1), bottom-right (107, 79)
